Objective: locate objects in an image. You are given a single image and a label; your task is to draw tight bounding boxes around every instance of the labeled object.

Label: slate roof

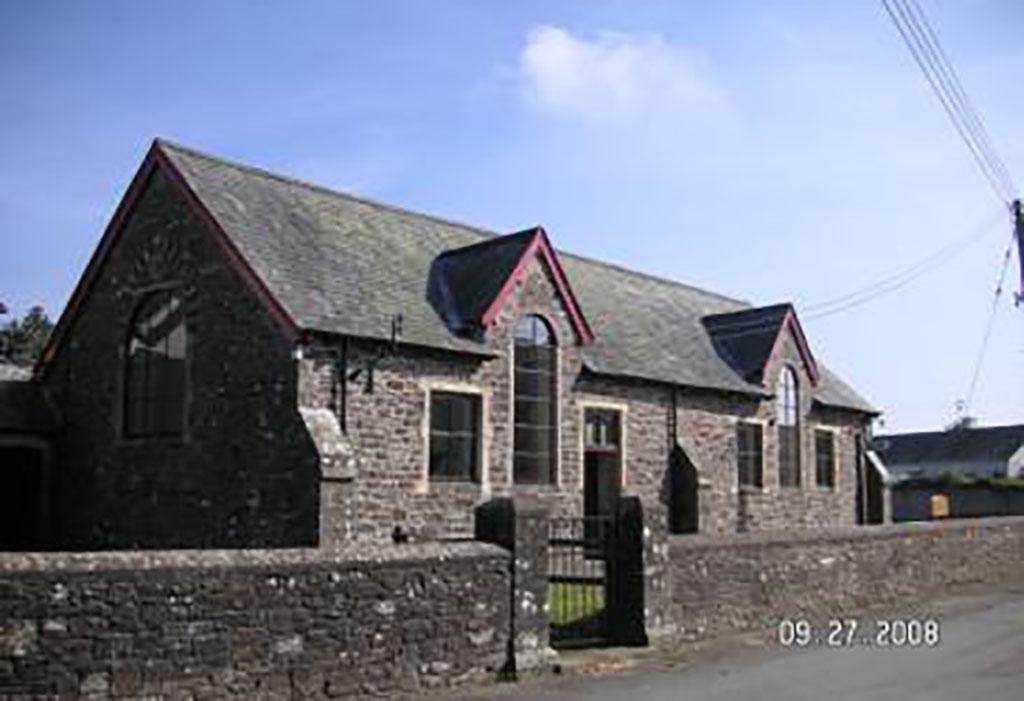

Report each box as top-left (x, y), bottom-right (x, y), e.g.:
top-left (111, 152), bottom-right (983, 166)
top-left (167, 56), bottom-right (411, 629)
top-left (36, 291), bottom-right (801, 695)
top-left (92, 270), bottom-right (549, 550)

top-left (702, 304), bottom-right (791, 384)
top-left (876, 425), bottom-right (1024, 467)
top-left (430, 229), bottom-right (537, 332)
top-left (156, 140), bottom-right (876, 413)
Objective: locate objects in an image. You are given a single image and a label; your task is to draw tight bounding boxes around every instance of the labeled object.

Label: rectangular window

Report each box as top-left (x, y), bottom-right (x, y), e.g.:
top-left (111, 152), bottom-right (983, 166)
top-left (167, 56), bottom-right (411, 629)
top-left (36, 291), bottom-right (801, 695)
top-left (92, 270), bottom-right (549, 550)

top-left (736, 421), bottom-right (763, 488)
top-left (815, 429), bottom-right (836, 489)
top-left (778, 425), bottom-right (801, 487)
top-left (429, 391), bottom-right (481, 482)
top-left (584, 408), bottom-right (621, 450)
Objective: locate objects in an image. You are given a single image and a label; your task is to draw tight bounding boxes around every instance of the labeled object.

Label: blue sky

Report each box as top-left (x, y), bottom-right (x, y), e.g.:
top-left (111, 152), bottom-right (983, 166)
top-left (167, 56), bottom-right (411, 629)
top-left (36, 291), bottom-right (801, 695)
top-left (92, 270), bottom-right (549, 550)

top-left (1, 1), bottom-right (1021, 432)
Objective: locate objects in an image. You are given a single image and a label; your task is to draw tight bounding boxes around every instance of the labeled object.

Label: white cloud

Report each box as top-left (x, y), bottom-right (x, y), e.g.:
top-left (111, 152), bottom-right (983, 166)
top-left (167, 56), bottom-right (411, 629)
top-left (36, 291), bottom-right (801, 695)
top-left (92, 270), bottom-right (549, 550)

top-left (518, 25), bottom-right (723, 124)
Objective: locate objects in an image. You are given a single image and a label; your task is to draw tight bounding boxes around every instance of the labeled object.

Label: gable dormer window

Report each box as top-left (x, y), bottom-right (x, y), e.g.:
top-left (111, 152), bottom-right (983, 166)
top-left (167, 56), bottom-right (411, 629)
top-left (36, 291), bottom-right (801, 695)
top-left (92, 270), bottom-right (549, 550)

top-left (513, 315), bottom-right (557, 484)
top-left (777, 365), bottom-right (801, 487)
top-left (124, 289), bottom-right (187, 438)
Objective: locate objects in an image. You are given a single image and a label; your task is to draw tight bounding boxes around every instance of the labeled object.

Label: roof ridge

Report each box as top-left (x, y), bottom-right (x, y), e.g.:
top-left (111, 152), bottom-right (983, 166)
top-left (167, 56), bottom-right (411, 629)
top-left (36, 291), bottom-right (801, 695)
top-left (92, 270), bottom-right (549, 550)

top-left (154, 138), bottom-right (751, 308)
top-left (154, 138), bottom-right (499, 238)
top-left (879, 423), bottom-right (1024, 437)
top-left (703, 302), bottom-right (790, 321)
top-left (436, 227), bottom-right (538, 258)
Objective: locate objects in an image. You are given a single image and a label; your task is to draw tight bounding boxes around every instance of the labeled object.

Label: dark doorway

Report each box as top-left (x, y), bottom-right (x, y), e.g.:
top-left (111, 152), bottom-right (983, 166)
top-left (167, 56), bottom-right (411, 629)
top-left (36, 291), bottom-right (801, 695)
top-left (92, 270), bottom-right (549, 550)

top-left (0, 446), bottom-right (45, 550)
top-left (585, 407), bottom-right (622, 548)
top-left (669, 446), bottom-right (699, 534)
top-left (583, 408), bottom-right (622, 548)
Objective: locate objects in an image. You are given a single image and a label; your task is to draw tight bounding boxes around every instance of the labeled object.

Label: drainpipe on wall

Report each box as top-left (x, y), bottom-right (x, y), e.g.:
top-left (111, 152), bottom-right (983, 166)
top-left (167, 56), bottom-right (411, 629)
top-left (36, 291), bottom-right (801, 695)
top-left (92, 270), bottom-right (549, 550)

top-left (671, 387), bottom-right (678, 446)
top-left (337, 336), bottom-right (348, 433)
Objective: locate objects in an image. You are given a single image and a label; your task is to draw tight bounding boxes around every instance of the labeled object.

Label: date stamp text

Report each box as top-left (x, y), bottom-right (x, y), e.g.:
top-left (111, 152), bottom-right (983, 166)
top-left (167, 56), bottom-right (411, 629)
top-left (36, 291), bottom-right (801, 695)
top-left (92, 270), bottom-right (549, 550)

top-left (777, 618), bottom-right (941, 648)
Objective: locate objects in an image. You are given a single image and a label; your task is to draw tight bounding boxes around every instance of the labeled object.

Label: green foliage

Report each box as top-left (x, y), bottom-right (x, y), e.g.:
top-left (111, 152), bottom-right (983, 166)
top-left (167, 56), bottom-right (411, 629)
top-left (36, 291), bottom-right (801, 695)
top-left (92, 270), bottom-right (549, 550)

top-left (898, 472), bottom-right (1024, 491)
top-left (938, 471), bottom-right (982, 487)
top-left (987, 476), bottom-right (1024, 489)
top-left (549, 582), bottom-right (605, 626)
top-left (0, 304), bottom-right (54, 367)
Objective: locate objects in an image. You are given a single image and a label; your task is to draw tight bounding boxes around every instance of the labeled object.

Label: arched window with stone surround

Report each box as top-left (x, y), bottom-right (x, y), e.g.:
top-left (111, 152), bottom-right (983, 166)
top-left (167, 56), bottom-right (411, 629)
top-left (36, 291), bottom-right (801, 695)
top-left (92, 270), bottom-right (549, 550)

top-left (124, 289), bottom-right (187, 438)
top-left (777, 365), bottom-right (801, 487)
top-left (513, 315), bottom-right (557, 484)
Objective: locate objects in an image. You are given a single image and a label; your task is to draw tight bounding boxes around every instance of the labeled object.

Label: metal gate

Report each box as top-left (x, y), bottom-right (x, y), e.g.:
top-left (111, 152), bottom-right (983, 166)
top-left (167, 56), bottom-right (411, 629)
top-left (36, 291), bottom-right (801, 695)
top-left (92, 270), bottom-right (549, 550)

top-left (546, 498), bottom-right (648, 650)
top-left (547, 515), bottom-right (613, 648)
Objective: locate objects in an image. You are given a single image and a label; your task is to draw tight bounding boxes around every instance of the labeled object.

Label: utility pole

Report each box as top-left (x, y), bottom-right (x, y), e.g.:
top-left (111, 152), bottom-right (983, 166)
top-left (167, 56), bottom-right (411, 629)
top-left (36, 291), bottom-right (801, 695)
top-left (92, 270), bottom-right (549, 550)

top-left (1015, 199), bottom-right (1023, 307)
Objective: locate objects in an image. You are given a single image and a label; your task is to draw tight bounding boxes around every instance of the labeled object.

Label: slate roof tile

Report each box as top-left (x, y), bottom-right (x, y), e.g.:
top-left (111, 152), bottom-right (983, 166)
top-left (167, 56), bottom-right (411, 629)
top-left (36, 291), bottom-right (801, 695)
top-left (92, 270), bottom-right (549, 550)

top-left (157, 140), bottom-right (876, 414)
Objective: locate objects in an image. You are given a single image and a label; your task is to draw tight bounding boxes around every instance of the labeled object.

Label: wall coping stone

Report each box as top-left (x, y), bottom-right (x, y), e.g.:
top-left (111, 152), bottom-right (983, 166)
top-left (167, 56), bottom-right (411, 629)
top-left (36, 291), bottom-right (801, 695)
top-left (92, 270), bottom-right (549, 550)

top-left (668, 516), bottom-right (1024, 551)
top-left (0, 541), bottom-right (508, 574)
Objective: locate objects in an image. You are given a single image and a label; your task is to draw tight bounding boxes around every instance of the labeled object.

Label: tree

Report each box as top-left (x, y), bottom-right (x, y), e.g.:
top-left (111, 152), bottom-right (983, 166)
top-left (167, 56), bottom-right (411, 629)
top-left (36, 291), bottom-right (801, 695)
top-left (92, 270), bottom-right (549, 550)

top-left (0, 305), bottom-right (54, 367)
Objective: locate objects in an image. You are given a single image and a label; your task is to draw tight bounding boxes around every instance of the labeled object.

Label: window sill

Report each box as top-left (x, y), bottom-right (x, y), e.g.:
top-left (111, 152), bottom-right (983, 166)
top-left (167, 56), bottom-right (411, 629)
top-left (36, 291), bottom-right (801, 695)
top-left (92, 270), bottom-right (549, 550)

top-left (511, 483), bottom-right (561, 493)
top-left (737, 485), bottom-right (766, 495)
top-left (426, 480), bottom-right (483, 493)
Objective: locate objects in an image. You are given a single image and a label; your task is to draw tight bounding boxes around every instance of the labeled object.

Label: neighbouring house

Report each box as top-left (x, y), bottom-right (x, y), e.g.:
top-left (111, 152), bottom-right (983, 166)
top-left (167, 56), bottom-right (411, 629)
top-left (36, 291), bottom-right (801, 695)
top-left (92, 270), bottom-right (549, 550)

top-left (876, 424), bottom-right (1024, 522)
top-left (1, 139), bottom-right (884, 551)
top-left (876, 424), bottom-right (1024, 482)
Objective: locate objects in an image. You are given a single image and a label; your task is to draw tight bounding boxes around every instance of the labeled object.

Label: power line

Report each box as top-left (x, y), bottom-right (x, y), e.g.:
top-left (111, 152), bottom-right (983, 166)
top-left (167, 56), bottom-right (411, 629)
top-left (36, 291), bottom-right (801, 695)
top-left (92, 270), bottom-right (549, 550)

top-left (881, 0), bottom-right (1016, 202)
top-left (696, 4), bottom-right (1020, 352)
top-left (904, 0), bottom-right (1017, 195)
top-left (692, 207), bottom-right (1005, 344)
top-left (899, 0), bottom-right (1014, 195)
top-left (963, 232), bottom-right (1015, 414)
top-left (892, 0), bottom-right (1016, 199)
top-left (882, 0), bottom-right (1009, 200)
top-left (880, 0), bottom-right (1020, 420)
top-left (802, 206), bottom-right (1004, 315)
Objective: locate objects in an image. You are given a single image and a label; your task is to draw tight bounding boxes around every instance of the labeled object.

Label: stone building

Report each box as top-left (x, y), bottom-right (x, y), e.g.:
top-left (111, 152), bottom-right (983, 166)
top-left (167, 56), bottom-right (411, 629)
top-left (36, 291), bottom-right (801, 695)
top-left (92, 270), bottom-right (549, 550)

top-left (8, 140), bottom-right (881, 550)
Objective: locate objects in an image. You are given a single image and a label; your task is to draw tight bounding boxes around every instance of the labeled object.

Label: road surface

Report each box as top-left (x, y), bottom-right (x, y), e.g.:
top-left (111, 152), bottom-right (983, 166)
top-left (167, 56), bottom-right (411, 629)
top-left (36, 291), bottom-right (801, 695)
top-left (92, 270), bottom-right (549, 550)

top-left (459, 591), bottom-right (1024, 701)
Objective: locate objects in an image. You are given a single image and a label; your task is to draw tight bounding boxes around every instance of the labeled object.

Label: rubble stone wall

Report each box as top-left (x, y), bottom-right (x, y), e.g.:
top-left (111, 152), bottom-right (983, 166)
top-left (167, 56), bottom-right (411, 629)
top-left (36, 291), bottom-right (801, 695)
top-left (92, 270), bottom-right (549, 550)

top-left (0, 543), bottom-right (510, 698)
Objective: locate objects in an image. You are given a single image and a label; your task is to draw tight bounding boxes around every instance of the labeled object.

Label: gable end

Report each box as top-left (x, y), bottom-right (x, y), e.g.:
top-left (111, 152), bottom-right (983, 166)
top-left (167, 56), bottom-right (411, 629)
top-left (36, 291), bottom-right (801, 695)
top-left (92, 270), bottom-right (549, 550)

top-left (479, 227), bottom-right (595, 345)
top-left (37, 142), bottom-right (299, 375)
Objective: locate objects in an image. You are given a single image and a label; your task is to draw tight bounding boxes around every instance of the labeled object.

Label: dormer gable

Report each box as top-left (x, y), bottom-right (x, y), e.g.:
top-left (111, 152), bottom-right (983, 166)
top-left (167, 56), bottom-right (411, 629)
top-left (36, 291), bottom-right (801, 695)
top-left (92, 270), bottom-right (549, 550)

top-left (429, 226), bottom-right (595, 345)
top-left (702, 303), bottom-right (818, 387)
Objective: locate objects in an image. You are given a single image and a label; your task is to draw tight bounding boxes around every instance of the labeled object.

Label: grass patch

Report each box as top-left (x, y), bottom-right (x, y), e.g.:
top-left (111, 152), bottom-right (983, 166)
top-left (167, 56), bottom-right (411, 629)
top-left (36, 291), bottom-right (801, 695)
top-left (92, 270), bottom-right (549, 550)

top-left (549, 582), bottom-right (605, 626)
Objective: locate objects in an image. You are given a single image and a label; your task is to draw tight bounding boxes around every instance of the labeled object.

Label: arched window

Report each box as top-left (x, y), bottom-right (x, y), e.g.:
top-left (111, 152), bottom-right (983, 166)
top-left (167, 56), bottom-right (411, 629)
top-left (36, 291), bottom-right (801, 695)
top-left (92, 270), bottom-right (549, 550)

top-left (513, 315), bottom-right (557, 484)
top-left (777, 365), bottom-right (801, 487)
top-left (124, 289), bottom-right (187, 438)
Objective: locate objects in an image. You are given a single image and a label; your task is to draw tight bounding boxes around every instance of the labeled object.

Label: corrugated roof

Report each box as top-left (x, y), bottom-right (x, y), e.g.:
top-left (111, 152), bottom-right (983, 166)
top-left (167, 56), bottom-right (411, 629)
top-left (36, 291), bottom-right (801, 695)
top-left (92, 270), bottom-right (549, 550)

top-left (157, 140), bottom-right (876, 413)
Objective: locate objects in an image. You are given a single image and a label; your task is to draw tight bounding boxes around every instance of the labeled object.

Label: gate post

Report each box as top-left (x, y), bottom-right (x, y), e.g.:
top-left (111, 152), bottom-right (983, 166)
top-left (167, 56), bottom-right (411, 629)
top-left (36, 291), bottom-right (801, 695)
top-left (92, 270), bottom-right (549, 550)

top-left (475, 497), bottom-right (556, 676)
top-left (606, 496), bottom-right (649, 646)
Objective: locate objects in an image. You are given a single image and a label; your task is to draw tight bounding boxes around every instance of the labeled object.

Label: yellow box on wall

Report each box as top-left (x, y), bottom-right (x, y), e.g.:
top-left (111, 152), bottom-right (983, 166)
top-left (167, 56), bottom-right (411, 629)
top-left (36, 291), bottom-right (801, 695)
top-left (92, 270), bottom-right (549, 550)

top-left (930, 494), bottom-right (950, 519)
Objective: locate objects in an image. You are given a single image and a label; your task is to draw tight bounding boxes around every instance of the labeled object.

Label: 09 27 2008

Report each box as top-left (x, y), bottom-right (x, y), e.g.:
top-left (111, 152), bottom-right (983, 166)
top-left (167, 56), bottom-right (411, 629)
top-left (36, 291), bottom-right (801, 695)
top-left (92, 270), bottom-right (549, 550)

top-left (777, 617), bottom-right (941, 648)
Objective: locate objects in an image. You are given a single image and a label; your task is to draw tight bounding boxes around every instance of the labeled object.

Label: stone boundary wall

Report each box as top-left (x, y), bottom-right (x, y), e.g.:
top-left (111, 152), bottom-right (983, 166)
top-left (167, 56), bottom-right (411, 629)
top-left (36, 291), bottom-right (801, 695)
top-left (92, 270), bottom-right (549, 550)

top-left (665, 516), bottom-right (1024, 640)
top-left (0, 543), bottom-right (510, 698)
